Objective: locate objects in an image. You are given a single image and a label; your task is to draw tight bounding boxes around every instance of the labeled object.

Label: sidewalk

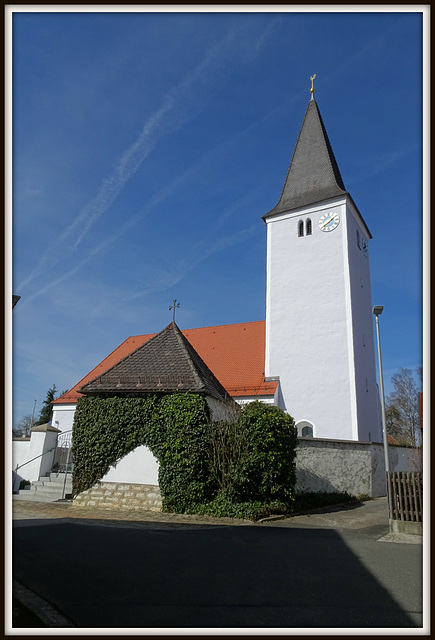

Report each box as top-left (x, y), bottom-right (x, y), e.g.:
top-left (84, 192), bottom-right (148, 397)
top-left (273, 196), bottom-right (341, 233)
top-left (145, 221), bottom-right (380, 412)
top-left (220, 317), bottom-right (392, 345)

top-left (12, 495), bottom-right (423, 541)
top-left (10, 494), bottom-right (414, 532)
top-left (12, 497), bottom-right (251, 527)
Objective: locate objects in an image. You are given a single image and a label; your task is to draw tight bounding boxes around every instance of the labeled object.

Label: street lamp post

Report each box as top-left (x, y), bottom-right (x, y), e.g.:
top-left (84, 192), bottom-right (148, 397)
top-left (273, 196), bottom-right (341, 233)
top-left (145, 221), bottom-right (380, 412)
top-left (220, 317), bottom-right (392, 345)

top-left (29, 399), bottom-right (37, 437)
top-left (373, 306), bottom-right (390, 475)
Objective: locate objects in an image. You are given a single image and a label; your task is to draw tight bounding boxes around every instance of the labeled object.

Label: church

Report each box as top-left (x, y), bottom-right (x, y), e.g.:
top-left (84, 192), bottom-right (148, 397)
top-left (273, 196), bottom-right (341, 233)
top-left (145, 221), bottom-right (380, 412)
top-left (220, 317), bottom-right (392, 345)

top-left (52, 85), bottom-right (382, 444)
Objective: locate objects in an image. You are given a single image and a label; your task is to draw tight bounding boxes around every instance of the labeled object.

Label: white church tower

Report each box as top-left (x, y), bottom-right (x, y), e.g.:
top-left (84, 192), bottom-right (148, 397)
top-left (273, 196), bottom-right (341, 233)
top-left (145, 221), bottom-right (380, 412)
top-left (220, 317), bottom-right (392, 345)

top-left (264, 84), bottom-right (381, 442)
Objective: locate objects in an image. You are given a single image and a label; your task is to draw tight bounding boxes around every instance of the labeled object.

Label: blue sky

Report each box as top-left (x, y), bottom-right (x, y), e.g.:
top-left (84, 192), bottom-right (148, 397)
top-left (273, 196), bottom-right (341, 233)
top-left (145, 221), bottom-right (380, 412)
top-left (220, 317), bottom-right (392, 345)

top-left (8, 8), bottom-right (426, 427)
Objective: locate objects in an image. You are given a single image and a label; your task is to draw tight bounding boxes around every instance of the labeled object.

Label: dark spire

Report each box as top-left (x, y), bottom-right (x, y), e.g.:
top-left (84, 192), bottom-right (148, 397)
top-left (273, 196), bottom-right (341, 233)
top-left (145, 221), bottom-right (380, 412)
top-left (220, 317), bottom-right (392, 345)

top-left (264, 98), bottom-right (347, 218)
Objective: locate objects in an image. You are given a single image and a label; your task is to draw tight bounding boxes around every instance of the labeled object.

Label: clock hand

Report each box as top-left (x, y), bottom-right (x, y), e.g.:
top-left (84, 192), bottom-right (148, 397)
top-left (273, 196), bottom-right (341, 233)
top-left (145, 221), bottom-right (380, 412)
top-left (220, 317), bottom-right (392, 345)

top-left (320, 215), bottom-right (335, 229)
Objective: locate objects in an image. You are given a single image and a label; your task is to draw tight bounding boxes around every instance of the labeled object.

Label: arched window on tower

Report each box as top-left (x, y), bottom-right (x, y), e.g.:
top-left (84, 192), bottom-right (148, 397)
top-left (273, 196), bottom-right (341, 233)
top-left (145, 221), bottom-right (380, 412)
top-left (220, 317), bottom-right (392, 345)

top-left (306, 219), bottom-right (312, 235)
top-left (357, 230), bottom-right (361, 249)
top-left (297, 421), bottom-right (314, 438)
top-left (298, 220), bottom-right (304, 237)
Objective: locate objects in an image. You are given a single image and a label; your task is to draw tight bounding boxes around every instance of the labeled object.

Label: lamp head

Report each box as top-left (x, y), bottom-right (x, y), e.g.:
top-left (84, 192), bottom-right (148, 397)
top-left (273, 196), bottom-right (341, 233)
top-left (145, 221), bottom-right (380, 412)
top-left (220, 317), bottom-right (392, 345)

top-left (373, 305), bottom-right (384, 316)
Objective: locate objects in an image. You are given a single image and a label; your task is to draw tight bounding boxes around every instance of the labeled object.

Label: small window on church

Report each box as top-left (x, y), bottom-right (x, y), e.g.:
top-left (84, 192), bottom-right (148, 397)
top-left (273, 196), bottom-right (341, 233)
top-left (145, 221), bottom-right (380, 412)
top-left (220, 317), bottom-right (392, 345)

top-left (302, 426), bottom-right (313, 437)
top-left (306, 219), bottom-right (312, 235)
top-left (298, 221), bottom-right (304, 237)
top-left (357, 230), bottom-right (361, 248)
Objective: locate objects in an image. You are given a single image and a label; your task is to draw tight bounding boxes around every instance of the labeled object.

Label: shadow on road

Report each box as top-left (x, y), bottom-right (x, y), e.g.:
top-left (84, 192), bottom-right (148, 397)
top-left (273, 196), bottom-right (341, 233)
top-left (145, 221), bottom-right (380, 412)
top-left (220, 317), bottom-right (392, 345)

top-left (13, 518), bottom-right (421, 629)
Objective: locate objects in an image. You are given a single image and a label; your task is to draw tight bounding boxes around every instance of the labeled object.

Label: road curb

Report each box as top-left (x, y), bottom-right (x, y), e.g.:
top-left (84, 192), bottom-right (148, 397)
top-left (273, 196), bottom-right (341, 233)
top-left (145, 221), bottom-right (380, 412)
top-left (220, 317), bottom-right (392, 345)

top-left (258, 500), bottom-right (363, 523)
top-left (13, 579), bottom-right (76, 628)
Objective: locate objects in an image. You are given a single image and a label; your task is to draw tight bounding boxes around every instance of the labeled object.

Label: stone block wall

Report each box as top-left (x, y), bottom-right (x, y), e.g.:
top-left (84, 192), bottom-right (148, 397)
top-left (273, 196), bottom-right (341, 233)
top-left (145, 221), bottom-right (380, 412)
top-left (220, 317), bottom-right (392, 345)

top-left (73, 482), bottom-right (162, 512)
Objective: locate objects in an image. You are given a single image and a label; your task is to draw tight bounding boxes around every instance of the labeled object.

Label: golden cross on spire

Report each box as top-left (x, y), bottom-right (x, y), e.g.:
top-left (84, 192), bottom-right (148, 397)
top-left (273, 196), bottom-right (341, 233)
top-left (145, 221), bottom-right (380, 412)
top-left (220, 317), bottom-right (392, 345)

top-left (310, 74), bottom-right (316, 99)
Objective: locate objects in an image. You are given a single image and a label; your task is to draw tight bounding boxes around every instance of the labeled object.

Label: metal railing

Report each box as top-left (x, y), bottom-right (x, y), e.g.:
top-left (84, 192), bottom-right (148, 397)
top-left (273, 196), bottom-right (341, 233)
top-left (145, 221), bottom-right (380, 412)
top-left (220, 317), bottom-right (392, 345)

top-left (13, 447), bottom-right (56, 494)
top-left (14, 447), bottom-right (56, 474)
top-left (13, 429), bottom-right (74, 497)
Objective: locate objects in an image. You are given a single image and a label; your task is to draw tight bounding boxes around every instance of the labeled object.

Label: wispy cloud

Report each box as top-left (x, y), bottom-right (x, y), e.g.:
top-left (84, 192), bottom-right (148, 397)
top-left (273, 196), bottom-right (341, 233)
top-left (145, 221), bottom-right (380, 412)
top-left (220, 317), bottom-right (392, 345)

top-left (23, 152), bottom-right (213, 302)
top-left (351, 149), bottom-right (412, 187)
top-left (18, 19), bottom-right (277, 297)
top-left (127, 222), bottom-right (259, 301)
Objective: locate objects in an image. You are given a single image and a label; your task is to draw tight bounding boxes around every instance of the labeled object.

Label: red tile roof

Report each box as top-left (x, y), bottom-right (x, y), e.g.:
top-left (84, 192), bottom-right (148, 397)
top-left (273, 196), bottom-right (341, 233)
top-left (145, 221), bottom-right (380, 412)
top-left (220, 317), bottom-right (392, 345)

top-left (53, 320), bottom-right (277, 405)
top-left (80, 322), bottom-right (233, 401)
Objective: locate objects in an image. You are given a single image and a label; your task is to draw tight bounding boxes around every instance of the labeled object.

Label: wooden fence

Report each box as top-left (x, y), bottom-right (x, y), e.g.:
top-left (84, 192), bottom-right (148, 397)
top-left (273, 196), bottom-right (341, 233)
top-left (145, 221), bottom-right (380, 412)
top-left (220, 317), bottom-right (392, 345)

top-left (387, 471), bottom-right (422, 522)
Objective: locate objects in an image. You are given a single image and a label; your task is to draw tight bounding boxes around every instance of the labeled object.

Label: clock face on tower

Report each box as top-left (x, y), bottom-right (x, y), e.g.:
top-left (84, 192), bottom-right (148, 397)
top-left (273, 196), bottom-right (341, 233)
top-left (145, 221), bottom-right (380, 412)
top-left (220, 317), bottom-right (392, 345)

top-left (319, 212), bottom-right (340, 232)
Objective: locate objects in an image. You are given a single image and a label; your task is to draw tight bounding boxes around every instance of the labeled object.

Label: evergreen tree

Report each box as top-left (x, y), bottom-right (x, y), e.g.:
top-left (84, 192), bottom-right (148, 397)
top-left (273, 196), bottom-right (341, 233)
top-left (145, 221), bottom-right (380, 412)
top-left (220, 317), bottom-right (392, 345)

top-left (35, 384), bottom-right (58, 426)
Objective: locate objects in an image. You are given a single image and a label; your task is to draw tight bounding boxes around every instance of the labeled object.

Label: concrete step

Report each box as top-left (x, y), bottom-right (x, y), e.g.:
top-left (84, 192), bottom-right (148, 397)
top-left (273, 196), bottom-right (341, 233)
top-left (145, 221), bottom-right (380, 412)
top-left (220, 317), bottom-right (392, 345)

top-left (13, 492), bottom-right (72, 502)
top-left (13, 472), bottom-right (73, 502)
top-left (27, 484), bottom-right (72, 494)
top-left (49, 473), bottom-right (73, 482)
top-left (32, 476), bottom-right (72, 486)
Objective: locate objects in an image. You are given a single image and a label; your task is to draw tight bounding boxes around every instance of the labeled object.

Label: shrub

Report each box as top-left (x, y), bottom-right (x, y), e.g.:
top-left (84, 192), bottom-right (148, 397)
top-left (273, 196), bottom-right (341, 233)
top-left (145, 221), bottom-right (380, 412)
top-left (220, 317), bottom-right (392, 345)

top-left (147, 394), bottom-right (215, 511)
top-left (234, 401), bottom-right (298, 504)
top-left (206, 419), bottom-right (250, 498)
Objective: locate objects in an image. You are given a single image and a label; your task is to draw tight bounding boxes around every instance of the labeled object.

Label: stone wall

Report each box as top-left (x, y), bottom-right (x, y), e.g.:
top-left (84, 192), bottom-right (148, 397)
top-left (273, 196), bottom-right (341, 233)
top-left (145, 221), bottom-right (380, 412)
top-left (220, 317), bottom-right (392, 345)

top-left (296, 438), bottom-right (420, 498)
top-left (73, 482), bottom-right (162, 512)
top-left (72, 439), bottom-right (420, 511)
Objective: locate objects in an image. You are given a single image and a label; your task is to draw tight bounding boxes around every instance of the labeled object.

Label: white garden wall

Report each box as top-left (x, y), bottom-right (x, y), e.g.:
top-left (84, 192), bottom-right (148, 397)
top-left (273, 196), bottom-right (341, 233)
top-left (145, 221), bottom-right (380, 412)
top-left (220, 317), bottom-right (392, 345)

top-left (51, 403), bottom-right (76, 433)
top-left (12, 425), bottom-right (60, 492)
top-left (206, 395), bottom-right (241, 422)
top-left (102, 445), bottom-right (159, 486)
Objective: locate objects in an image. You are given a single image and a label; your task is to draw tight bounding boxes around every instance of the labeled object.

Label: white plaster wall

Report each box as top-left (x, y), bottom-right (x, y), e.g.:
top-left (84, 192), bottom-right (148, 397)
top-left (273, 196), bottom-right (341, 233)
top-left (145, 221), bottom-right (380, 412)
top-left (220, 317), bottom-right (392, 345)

top-left (265, 197), bottom-right (356, 440)
top-left (101, 445), bottom-right (159, 486)
top-left (206, 395), bottom-right (240, 422)
top-left (12, 439), bottom-right (31, 491)
top-left (12, 430), bottom-right (58, 485)
top-left (52, 404), bottom-right (76, 433)
top-left (235, 395), bottom-right (276, 407)
top-left (345, 201), bottom-right (382, 442)
top-left (12, 438), bottom-right (31, 471)
top-left (389, 444), bottom-right (422, 472)
top-left (265, 195), bottom-right (381, 442)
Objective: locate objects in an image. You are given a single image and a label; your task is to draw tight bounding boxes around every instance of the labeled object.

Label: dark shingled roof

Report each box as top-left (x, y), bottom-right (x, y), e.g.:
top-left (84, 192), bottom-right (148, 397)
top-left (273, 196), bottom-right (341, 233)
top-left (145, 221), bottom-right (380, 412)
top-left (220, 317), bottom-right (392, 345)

top-left (79, 321), bottom-right (231, 401)
top-left (264, 98), bottom-right (347, 218)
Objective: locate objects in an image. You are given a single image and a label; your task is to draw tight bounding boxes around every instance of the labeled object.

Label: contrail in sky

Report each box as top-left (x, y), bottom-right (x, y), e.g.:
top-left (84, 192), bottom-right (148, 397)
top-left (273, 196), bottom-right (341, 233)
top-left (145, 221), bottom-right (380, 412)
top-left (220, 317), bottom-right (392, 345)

top-left (18, 20), bottom-right (277, 295)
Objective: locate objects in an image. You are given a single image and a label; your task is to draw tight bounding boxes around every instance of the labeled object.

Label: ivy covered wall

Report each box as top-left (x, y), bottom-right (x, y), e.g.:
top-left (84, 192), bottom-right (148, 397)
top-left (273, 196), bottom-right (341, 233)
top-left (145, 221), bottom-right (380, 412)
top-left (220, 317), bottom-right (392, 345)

top-left (72, 394), bottom-right (298, 519)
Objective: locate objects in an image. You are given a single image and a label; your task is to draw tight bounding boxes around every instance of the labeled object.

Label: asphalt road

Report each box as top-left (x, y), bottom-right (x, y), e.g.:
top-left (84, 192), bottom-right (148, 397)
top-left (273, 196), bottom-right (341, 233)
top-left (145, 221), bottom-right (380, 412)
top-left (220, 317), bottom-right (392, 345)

top-left (11, 499), bottom-right (424, 630)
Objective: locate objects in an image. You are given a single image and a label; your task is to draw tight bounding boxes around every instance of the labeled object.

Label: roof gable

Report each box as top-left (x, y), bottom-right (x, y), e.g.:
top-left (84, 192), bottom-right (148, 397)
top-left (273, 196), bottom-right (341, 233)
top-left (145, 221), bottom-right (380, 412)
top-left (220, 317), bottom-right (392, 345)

top-left (79, 322), bottom-right (231, 401)
top-left (264, 98), bottom-right (346, 218)
top-left (54, 320), bottom-right (277, 405)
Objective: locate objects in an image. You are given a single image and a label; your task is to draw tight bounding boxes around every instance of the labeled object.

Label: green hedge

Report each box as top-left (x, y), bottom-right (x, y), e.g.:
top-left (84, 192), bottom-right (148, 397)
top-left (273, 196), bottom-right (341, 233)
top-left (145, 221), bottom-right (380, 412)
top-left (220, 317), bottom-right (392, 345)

top-left (146, 394), bottom-right (216, 511)
top-left (72, 395), bottom-right (298, 519)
